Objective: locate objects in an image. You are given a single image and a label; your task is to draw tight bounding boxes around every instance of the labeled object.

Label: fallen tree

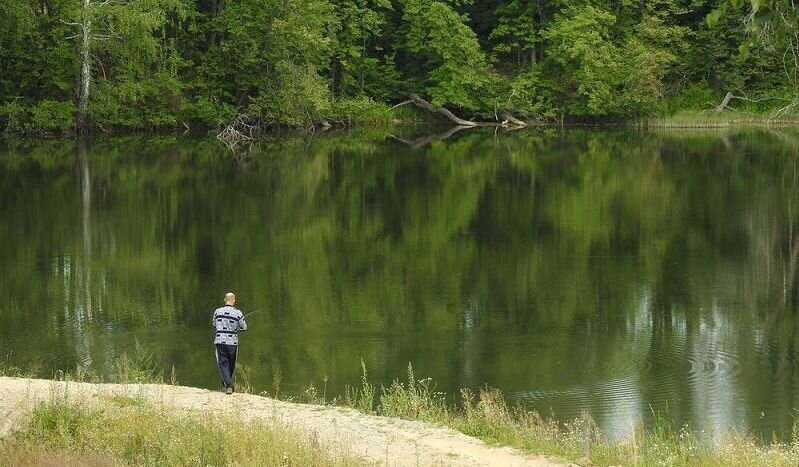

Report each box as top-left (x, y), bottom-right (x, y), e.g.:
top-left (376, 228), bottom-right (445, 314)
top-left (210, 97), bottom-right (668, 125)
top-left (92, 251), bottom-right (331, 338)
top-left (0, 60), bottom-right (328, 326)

top-left (713, 91), bottom-right (795, 121)
top-left (404, 94), bottom-right (527, 128)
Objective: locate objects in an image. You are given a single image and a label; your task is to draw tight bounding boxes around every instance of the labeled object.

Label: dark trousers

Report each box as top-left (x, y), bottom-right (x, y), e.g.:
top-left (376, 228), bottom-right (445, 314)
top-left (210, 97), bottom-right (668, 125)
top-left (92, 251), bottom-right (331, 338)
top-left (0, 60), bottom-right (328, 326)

top-left (215, 344), bottom-right (238, 388)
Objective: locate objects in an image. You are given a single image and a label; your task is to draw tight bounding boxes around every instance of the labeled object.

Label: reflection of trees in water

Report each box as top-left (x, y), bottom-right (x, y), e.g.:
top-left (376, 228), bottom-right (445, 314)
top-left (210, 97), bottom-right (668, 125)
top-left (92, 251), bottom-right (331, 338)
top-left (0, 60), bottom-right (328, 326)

top-left (1, 130), bottom-right (799, 434)
top-left (74, 137), bottom-right (94, 371)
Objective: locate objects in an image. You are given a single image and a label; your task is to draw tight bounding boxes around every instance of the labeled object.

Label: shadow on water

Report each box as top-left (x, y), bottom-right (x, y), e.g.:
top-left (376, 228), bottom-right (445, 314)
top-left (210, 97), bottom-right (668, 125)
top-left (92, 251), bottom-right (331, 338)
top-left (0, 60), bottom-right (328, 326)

top-left (1, 127), bottom-right (799, 440)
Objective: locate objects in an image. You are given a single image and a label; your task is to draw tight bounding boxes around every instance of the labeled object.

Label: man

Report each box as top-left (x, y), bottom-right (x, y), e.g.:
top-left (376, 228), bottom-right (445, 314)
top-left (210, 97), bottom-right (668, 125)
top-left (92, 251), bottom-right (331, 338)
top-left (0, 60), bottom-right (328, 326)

top-left (213, 292), bottom-right (247, 394)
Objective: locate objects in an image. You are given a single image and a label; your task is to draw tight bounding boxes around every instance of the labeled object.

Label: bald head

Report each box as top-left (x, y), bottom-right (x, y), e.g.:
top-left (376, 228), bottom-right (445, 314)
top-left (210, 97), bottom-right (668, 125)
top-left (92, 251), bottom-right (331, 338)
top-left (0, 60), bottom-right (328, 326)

top-left (224, 292), bottom-right (236, 305)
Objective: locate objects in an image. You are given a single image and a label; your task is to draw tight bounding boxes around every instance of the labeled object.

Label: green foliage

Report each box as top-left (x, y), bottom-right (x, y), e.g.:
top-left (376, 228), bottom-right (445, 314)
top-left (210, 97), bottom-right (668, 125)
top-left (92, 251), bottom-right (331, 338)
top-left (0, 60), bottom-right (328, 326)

top-left (506, 70), bottom-right (559, 121)
top-left (664, 81), bottom-right (719, 113)
top-left (401, 0), bottom-right (495, 111)
top-left (329, 96), bottom-right (392, 125)
top-left (330, 0), bottom-right (393, 98)
top-left (91, 74), bottom-right (182, 129)
top-left (23, 402), bottom-right (101, 447)
top-left (619, 14), bottom-right (687, 116)
top-left (111, 340), bottom-right (162, 384)
top-left (0, 0), bottom-right (795, 129)
top-left (379, 363), bottom-right (448, 421)
top-left (1, 100), bottom-right (75, 135)
top-left (344, 359), bottom-right (375, 413)
top-left (179, 96), bottom-right (237, 128)
top-left (204, 0), bottom-right (337, 127)
top-left (541, 6), bottom-right (622, 117)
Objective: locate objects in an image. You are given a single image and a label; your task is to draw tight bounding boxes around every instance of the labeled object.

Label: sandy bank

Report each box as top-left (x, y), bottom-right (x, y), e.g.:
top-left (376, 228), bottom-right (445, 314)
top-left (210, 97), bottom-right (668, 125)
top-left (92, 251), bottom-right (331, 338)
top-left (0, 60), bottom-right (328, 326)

top-left (0, 377), bottom-right (573, 467)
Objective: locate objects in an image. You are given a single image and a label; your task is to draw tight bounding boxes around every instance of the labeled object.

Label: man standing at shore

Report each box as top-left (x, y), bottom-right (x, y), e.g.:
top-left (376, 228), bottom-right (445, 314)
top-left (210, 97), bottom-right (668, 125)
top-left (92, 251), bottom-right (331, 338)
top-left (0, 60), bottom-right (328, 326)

top-left (213, 292), bottom-right (247, 394)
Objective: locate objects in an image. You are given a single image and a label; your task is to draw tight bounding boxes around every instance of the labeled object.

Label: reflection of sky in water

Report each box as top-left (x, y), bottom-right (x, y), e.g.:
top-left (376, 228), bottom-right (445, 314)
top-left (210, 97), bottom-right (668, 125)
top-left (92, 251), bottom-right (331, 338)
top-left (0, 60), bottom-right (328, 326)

top-left (688, 302), bottom-right (746, 441)
top-left (516, 285), bottom-right (755, 441)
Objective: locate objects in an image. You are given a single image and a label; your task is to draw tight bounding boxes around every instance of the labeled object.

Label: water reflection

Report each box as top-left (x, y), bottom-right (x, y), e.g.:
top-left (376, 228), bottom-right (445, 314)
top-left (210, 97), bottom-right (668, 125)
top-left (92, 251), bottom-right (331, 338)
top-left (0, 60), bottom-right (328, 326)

top-left (0, 129), bottom-right (798, 439)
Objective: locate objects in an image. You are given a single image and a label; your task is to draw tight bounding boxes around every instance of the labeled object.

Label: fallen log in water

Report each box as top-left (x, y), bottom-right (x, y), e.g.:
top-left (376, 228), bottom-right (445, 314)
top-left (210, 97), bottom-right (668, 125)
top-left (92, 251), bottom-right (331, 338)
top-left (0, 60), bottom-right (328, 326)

top-left (407, 94), bottom-right (527, 128)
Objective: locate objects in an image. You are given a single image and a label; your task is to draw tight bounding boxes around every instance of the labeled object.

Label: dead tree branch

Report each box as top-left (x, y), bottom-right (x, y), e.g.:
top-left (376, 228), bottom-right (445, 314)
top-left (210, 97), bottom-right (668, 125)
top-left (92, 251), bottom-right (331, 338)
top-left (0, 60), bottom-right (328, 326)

top-left (389, 99), bottom-right (413, 111)
top-left (217, 114), bottom-right (260, 150)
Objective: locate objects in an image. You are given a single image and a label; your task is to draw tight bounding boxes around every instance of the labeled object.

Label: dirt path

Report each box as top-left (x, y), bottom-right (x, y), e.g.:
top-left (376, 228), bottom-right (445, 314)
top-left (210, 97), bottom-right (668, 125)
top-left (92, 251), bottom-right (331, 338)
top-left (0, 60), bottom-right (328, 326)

top-left (0, 377), bottom-right (573, 467)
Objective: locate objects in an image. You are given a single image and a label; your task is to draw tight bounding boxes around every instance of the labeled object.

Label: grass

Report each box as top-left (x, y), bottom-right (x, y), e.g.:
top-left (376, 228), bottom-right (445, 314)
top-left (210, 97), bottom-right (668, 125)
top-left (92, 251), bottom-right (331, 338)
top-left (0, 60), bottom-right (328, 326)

top-left (643, 109), bottom-right (799, 128)
top-left (0, 396), bottom-right (365, 467)
top-left (303, 362), bottom-right (799, 467)
top-left (6, 354), bottom-right (799, 466)
top-left (2, 339), bottom-right (169, 386)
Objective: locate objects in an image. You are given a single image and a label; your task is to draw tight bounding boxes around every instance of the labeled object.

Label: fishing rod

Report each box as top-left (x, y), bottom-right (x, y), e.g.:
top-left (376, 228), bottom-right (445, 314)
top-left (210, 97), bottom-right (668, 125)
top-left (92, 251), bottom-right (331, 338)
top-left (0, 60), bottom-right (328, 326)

top-left (242, 310), bottom-right (263, 319)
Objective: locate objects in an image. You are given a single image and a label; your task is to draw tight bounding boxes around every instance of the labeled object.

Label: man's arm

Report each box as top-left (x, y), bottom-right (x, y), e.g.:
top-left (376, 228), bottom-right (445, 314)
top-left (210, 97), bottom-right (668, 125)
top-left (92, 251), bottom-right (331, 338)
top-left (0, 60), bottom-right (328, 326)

top-left (238, 311), bottom-right (248, 332)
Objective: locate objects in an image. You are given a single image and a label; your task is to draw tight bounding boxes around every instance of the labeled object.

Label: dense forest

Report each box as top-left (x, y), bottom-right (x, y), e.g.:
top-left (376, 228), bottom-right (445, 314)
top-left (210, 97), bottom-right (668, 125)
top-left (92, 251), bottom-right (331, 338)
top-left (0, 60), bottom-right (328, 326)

top-left (0, 0), bottom-right (795, 133)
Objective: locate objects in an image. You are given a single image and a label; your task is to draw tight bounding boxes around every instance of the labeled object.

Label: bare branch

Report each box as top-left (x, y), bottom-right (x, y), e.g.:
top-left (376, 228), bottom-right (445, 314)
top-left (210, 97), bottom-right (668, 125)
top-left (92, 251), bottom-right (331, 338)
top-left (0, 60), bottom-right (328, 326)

top-left (388, 100), bottom-right (413, 111)
top-left (90, 53), bottom-right (107, 80)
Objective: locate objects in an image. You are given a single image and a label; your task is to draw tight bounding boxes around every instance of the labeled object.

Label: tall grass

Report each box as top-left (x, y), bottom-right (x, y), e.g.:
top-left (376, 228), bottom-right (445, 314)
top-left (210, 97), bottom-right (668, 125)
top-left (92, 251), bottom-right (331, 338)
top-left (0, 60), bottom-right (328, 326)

top-left (0, 352), bottom-right (35, 378)
top-left (643, 109), bottom-right (799, 128)
top-left (329, 362), bottom-right (799, 467)
top-left (2, 340), bottom-right (168, 385)
top-left (0, 397), bottom-right (365, 467)
top-left (343, 359), bottom-right (375, 413)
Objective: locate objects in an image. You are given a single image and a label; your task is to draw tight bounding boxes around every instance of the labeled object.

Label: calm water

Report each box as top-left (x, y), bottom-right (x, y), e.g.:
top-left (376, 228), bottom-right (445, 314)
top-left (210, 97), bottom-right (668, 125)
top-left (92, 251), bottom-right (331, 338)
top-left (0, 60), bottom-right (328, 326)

top-left (2, 128), bottom-right (799, 440)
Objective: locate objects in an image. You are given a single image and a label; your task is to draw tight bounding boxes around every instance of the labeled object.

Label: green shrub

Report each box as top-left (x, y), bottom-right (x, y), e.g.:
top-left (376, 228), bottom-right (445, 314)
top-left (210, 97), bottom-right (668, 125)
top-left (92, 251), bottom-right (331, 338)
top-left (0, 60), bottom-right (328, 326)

top-left (247, 62), bottom-right (332, 127)
top-left (663, 81), bottom-right (718, 113)
top-left (90, 75), bottom-right (181, 129)
top-left (1, 100), bottom-right (74, 135)
top-left (29, 100), bottom-right (75, 133)
top-left (328, 96), bottom-right (391, 125)
top-left (180, 96), bottom-right (237, 128)
top-left (379, 363), bottom-right (448, 421)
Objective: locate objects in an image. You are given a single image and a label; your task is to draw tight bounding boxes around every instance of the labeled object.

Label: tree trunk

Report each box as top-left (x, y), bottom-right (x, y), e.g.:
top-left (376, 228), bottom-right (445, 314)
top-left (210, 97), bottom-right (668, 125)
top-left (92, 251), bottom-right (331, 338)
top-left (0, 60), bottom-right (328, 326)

top-left (407, 94), bottom-right (527, 127)
top-left (715, 92), bottom-right (734, 112)
top-left (77, 0), bottom-right (91, 133)
top-left (500, 111), bottom-right (528, 127)
top-left (409, 94), bottom-right (477, 127)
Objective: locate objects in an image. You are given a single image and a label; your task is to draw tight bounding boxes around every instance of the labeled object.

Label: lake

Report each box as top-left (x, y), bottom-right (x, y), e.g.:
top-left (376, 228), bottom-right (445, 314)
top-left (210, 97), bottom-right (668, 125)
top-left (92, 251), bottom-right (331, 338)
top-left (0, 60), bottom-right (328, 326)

top-left (1, 127), bottom-right (798, 440)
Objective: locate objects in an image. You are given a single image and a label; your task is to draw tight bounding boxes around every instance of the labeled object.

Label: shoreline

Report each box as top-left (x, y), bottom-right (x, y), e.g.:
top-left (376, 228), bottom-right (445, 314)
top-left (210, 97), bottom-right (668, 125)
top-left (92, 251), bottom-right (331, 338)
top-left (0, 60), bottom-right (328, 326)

top-left (0, 376), bottom-right (566, 466)
top-left (7, 107), bottom-right (799, 141)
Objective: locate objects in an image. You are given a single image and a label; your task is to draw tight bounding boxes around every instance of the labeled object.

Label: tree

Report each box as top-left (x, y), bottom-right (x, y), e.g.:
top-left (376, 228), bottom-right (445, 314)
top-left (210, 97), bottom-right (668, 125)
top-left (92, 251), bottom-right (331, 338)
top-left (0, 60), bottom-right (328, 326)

top-left (60, 0), bottom-right (187, 131)
top-left (711, 0), bottom-right (799, 83)
top-left (399, 0), bottom-right (494, 111)
top-left (619, 10), bottom-right (687, 116)
top-left (541, 5), bottom-right (622, 118)
top-left (330, 0), bottom-right (393, 97)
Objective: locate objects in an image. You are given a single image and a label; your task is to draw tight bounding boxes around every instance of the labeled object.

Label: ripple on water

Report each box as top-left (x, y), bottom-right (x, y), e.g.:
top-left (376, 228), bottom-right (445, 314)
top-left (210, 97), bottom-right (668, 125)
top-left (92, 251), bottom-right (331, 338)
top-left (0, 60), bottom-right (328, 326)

top-left (510, 334), bottom-right (749, 435)
top-left (686, 347), bottom-right (741, 380)
top-left (511, 377), bottom-right (643, 422)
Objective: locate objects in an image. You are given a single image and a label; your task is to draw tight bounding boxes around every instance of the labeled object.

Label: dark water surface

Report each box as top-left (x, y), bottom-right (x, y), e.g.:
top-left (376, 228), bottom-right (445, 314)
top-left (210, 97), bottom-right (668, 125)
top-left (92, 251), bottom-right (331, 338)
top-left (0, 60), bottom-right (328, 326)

top-left (2, 128), bottom-right (799, 440)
